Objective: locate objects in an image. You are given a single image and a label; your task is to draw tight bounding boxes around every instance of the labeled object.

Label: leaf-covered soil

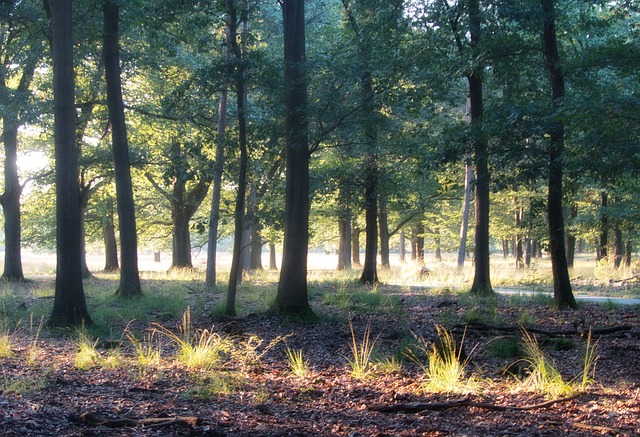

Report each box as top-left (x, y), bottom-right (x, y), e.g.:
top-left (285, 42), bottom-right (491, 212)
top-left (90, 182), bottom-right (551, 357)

top-left (1, 283), bottom-right (639, 436)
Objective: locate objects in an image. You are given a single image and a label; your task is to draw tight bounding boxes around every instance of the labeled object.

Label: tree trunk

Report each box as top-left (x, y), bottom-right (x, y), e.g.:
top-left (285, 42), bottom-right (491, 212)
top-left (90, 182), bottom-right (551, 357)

top-left (624, 241), bottom-right (632, 267)
top-left (1, 124), bottom-right (25, 281)
top-left (410, 227), bottom-right (417, 261)
top-left (399, 229), bottom-right (406, 263)
top-left (352, 225), bottom-right (361, 267)
top-left (269, 243), bottom-right (277, 270)
top-left (541, 0), bottom-right (577, 309)
top-left (566, 204), bottom-right (577, 269)
top-left (467, 0), bottom-right (492, 296)
top-left (379, 196), bottom-right (390, 268)
top-left (48, 0), bottom-right (93, 327)
top-left (338, 217), bottom-right (348, 270)
top-left (416, 223), bottom-right (425, 266)
top-left (457, 149), bottom-right (473, 269)
top-left (613, 225), bottom-right (623, 269)
top-left (225, 0), bottom-right (250, 316)
top-left (80, 204), bottom-right (92, 279)
top-left (271, 0), bottom-right (311, 314)
top-left (250, 226), bottom-right (263, 270)
top-left (104, 0), bottom-right (141, 297)
top-left (359, 72), bottom-right (378, 285)
top-left (597, 191), bottom-right (608, 262)
top-left (205, 37), bottom-right (229, 290)
top-left (171, 210), bottom-right (193, 269)
top-left (434, 228), bottom-right (442, 261)
top-left (515, 204), bottom-right (524, 270)
top-left (103, 199), bottom-right (119, 271)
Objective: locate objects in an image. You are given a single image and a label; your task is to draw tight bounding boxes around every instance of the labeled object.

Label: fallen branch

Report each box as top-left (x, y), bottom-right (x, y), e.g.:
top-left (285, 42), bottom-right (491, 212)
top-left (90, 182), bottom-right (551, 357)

top-left (369, 393), bottom-right (580, 414)
top-left (454, 322), bottom-right (633, 338)
top-left (80, 412), bottom-right (200, 428)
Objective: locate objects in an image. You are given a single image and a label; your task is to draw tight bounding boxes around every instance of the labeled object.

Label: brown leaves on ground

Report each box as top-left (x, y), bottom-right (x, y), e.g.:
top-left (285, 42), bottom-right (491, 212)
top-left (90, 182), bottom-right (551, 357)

top-left (1, 286), bottom-right (639, 436)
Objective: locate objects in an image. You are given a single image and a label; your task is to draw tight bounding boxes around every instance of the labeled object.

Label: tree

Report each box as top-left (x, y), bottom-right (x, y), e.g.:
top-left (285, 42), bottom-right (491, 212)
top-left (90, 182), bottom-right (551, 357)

top-left (103, 0), bottom-right (142, 296)
top-left (540, 0), bottom-right (576, 309)
top-left (270, 0), bottom-right (311, 315)
top-left (48, 0), bottom-right (93, 328)
top-left (0, 0), bottom-right (45, 281)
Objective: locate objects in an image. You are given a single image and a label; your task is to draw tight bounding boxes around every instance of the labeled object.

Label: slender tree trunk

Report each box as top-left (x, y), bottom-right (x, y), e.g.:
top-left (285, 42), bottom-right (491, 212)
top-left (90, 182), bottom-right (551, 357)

top-left (103, 198), bottom-right (119, 271)
top-left (205, 38), bottom-right (229, 289)
top-left (457, 149), bottom-right (473, 269)
top-left (352, 225), bottom-right (361, 267)
top-left (48, 0), bottom-right (92, 327)
top-left (104, 0), bottom-right (141, 296)
top-left (359, 72), bottom-right (378, 285)
top-left (225, 0), bottom-right (249, 316)
top-left (410, 227), bottom-right (417, 261)
top-left (434, 228), bottom-right (442, 261)
top-left (515, 204), bottom-right (524, 270)
top-left (379, 196), bottom-right (390, 268)
top-left (566, 204), bottom-right (577, 269)
top-left (613, 225), bottom-right (623, 269)
top-left (79, 204), bottom-right (92, 279)
top-left (597, 191), bottom-right (608, 262)
top-left (467, 0), bottom-right (492, 295)
top-left (250, 226), bottom-right (263, 270)
top-left (541, 0), bottom-right (576, 309)
top-left (416, 223), bottom-right (425, 266)
top-left (271, 0), bottom-right (311, 314)
top-left (269, 243), bottom-right (277, 270)
top-left (624, 241), bottom-right (631, 267)
top-left (1, 124), bottom-right (25, 281)
top-left (399, 230), bottom-right (406, 263)
top-left (338, 217), bottom-right (348, 270)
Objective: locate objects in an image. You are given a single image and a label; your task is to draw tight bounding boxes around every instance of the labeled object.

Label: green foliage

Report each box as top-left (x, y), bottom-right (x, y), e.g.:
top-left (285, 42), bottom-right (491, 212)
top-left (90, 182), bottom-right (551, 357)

top-left (520, 330), bottom-right (574, 398)
top-left (487, 336), bottom-right (523, 359)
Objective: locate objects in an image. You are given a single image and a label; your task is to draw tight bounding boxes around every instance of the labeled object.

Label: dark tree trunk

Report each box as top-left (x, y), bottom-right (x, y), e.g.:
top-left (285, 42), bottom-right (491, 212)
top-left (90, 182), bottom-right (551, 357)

top-left (352, 225), bottom-right (361, 267)
top-left (48, 0), bottom-right (92, 327)
top-left (541, 0), bottom-right (576, 309)
top-left (515, 205), bottom-right (524, 270)
top-left (416, 223), bottom-right (425, 266)
top-left (250, 227), bottom-right (263, 270)
top-left (399, 230), bottom-right (406, 263)
top-left (525, 238), bottom-right (532, 268)
top-left (379, 196), bottom-right (390, 268)
top-left (172, 210), bottom-right (192, 268)
top-left (467, 0), bottom-right (492, 296)
top-left (410, 227), bottom-right (417, 261)
top-left (597, 191), bottom-right (608, 262)
top-left (1, 124), bottom-right (25, 281)
top-left (624, 241), bottom-right (632, 267)
top-left (79, 203), bottom-right (92, 279)
top-left (103, 198), bottom-right (119, 272)
top-left (205, 39), bottom-right (229, 290)
top-left (359, 72), bottom-right (378, 285)
top-left (434, 228), bottom-right (442, 262)
top-left (566, 204), bottom-right (577, 269)
top-left (271, 0), bottom-right (311, 314)
top-left (457, 148), bottom-right (473, 269)
top-left (225, 0), bottom-right (249, 316)
top-left (613, 225), bottom-right (623, 269)
top-left (269, 243), bottom-right (277, 270)
top-left (338, 217), bottom-right (348, 270)
top-left (104, 0), bottom-right (141, 296)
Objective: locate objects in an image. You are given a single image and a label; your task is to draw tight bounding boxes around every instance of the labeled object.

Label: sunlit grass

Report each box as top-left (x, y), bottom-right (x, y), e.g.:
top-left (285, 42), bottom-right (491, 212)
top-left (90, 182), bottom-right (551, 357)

top-left (127, 330), bottom-right (163, 369)
top-left (0, 325), bottom-right (13, 358)
top-left (285, 347), bottom-right (309, 378)
top-left (409, 326), bottom-right (475, 394)
top-left (74, 330), bottom-right (101, 370)
top-left (519, 329), bottom-right (574, 398)
top-left (0, 374), bottom-right (48, 394)
top-left (579, 329), bottom-right (600, 390)
top-left (345, 317), bottom-right (380, 379)
top-left (26, 316), bottom-right (45, 367)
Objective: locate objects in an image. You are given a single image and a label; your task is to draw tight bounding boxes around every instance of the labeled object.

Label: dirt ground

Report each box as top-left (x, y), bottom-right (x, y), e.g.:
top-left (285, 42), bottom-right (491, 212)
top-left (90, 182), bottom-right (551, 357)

top-left (1, 283), bottom-right (639, 436)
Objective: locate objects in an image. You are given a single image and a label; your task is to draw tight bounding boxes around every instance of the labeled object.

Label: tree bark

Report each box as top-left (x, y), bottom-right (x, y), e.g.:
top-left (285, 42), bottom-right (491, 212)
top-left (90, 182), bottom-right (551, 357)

top-left (226, 0), bottom-right (249, 316)
top-left (541, 0), bottom-right (577, 309)
top-left (271, 0), bottom-right (311, 314)
top-left (48, 0), bottom-right (92, 327)
top-left (467, 0), bottom-right (492, 296)
top-left (379, 196), bottom-right (390, 268)
top-left (434, 228), bottom-right (442, 261)
top-left (103, 198), bottom-right (119, 271)
top-left (352, 225), bottom-right (361, 267)
top-left (410, 227), bottom-right (417, 261)
top-left (566, 204), bottom-right (577, 269)
top-left (269, 242), bottom-right (277, 270)
top-left (104, 0), bottom-right (142, 296)
top-left (0, 125), bottom-right (25, 281)
top-left (613, 225), bottom-right (623, 269)
top-left (248, 184), bottom-right (263, 270)
top-left (457, 149), bottom-right (473, 269)
top-left (205, 36), bottom-right (229, 290)
top-left (399, 230), bottom-right (406, 263)
top-left (416, 223), bottom-right (425, 266)
top-left (597, 191), bottom-right (608, 262)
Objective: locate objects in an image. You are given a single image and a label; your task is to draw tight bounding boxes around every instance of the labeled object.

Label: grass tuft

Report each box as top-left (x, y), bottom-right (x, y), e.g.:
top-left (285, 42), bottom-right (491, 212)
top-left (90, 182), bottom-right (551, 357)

top-left (520, 329), bottom-right (574, 398)
top-left (345, 317), bottom-right (380, 379)
top-left (285, 347), bottom-right (309, 378)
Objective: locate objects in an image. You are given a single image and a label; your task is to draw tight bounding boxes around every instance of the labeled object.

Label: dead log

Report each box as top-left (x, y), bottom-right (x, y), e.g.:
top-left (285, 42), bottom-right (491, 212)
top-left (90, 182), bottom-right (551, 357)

top-left (453, 322), bottom-right (633, 338)
top-left (80, 412), bottom-right (200, 428)
top-left (369, 393), bottom-right (580, 414)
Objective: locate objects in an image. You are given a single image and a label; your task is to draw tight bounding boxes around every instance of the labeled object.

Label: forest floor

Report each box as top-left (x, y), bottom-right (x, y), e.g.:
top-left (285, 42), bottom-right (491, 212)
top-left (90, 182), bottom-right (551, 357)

top-left (1, 275), bottom-right (639, 436)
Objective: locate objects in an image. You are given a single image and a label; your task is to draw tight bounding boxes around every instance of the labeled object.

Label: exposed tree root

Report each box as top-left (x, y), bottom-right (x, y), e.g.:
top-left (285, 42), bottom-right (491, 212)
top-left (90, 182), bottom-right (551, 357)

top-left (453, 321), bottom-right (633, 338)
